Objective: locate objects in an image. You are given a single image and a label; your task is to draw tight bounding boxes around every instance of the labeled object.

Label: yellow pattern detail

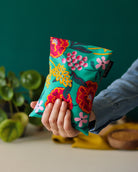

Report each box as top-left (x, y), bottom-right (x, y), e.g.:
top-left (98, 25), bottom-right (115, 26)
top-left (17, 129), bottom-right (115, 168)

top-left (103, 48), bottom-right (110, 52)
top-left (93, 53), bottom-right (112, 55)
top-left (88, 47), bottom-right (101, 50)
top-left (45, 63), bottom-right (53, 88)
top-left (88, 47), bottom-right (111, 53)
top-left (46, 74), bottom-right (51, 88)
top-left (49, 59), bottom-right (56, 67)
top-left (52, 64), bottom-right (72, 87)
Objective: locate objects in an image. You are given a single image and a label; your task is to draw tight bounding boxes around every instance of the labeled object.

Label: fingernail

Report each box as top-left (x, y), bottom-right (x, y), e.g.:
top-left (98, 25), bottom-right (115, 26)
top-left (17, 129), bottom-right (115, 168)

top-left (63, 101), bottom-right (67, 107)
top-left (56, 99), bottom-right (61, 103)
top-left (48, 103), bottom-right (52, 108)
top-left (47, 128), bottom-right (51, 131)
top-left (66, 109), bottom-right (70, 115)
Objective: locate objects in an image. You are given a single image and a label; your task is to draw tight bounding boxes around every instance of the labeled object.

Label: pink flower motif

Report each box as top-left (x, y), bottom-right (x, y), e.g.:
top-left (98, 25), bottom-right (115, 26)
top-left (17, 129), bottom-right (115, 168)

top-left (71, 66), bottom-right (76, 71)
top-left (71, 55), bottom-right (76, 59)
top-left (77, 55), bottom-right (82, 60)
top-left (83, 56), bottom-right (88, 62)
top-left (83, 63), bottom-right (88, 67)
top-left (74, 112), bottom-right (88, 127)
top-left (72, 51), bottom-right (77, 55)
top-left (62, 58), bottom-right (66, 63)
top-left (72, 59), bottom-right (77, 63)
top-left (68, 62), bottom-right (73, 67)
top-left (67, 53), bottom-right (71, 57)
top-left (75, 63), bottom-right (79, 68)
top-left (79, 61), bottom-right (84, 66)
top-left (78, 66), bottom-right (82, 71)
top-left (67, 57), bottom-right (71, 62)
top-left (95, 56), bottom-right (109, 70)
top-left (34, 100), bottom-right (44, 113)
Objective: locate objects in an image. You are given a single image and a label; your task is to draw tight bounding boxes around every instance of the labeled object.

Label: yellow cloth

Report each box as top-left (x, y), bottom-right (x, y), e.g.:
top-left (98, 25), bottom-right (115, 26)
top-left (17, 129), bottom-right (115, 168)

top-left (52, 123), bottom-right (138, 150)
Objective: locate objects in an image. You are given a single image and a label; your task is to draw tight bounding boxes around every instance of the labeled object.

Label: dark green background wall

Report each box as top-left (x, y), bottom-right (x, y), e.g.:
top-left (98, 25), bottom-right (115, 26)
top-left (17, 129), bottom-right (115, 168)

top-left (0, 0), bottom-right (138, 119)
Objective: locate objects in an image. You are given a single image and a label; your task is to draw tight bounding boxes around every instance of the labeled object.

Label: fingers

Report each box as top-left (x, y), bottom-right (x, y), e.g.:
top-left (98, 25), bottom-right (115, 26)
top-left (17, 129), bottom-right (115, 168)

top-left (89, 111), bottom-right (96, 122)
top-left (41, 103), bottom-right (53, 131)
top-left (49, 99), bottom-right (62, 135)
top-left (30, 101), bottom-right (37, 109)
top-left (63, 110), bottom-right (80, 137)
top-left (57, 101), bottom-right (68, 137)
top-left (41, 99), bottom-right (80, 138)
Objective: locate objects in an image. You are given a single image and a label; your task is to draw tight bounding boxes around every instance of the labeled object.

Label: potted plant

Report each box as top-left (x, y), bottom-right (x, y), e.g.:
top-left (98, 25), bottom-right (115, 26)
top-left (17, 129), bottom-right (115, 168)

top-left (0, 66), bottom-right (45, 142)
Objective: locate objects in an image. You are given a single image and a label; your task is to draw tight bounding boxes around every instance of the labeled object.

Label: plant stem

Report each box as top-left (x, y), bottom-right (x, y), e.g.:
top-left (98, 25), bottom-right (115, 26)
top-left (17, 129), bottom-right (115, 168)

top-left (0, 99), bottom-right (5, 106)
top-left (24, 101), bottom-right (29, 106)
top-left (8, 101), bottom-right (13, 116)
top-left (29, 90), bottom-right (33, 100)
top-left (13, 103), bottom-right (19, 112)
top-left (19, 91), bottom-right (29, 95)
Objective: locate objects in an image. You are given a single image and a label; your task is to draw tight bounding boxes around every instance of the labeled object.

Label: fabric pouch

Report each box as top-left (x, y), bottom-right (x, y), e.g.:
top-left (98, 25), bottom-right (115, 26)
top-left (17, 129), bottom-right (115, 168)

top-left (29, 37), bottom-right (112, 135)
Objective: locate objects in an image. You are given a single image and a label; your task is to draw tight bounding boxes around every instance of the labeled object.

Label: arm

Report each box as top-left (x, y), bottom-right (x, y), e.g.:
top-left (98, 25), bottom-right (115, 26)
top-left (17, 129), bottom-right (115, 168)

top-left (89, 58), bottom-right (138, 134)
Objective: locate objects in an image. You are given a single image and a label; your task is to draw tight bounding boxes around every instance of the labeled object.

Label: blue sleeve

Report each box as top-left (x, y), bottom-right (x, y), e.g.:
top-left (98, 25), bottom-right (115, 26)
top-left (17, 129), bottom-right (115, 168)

top-left (89, 58), bottom-right (138, 134)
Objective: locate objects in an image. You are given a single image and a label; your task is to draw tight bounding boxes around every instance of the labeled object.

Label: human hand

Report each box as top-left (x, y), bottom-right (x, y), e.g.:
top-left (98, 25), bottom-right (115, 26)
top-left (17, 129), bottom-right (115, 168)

top-left (30, 99), bottom-right (80, 137)
top-left (30, 99), bottom-right (96, 137)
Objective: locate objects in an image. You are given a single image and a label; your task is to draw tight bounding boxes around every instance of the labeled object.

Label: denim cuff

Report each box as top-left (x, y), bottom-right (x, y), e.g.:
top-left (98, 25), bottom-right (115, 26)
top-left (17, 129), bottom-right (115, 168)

top-left (89, 59), bottom-right (138, 134)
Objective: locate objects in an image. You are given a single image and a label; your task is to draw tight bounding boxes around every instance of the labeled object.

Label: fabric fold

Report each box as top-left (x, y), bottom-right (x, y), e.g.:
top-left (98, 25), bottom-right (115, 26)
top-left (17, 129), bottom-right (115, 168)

top-left (52, 123), bottom-right (138, 150)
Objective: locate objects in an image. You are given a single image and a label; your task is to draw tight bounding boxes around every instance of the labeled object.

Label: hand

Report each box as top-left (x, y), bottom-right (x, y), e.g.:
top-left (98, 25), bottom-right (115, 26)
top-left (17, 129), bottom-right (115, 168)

top-left (30, 99), bottom-right (80, 137)
top-left (30, 99), bottom-right (96, 138)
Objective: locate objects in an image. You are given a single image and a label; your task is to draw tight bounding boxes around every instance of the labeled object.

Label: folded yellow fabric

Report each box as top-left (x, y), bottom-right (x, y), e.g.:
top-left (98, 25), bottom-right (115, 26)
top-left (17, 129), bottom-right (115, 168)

top-left (52, 135), bottom-right (74, 144)
top-left (52, 123), bottom-right (138, 150)
top-left (72, 132), bottom-right (112, 149)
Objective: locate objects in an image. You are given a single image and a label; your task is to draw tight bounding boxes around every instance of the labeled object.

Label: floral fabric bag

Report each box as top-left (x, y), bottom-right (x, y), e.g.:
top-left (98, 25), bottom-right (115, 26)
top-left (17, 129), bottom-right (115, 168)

top-left (29, 37), bottom-right (112, 135)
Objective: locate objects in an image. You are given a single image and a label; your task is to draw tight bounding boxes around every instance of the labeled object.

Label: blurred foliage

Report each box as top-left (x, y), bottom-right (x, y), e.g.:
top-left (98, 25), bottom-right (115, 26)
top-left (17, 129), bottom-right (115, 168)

top-left (0, 66), bottom-right (45, 142)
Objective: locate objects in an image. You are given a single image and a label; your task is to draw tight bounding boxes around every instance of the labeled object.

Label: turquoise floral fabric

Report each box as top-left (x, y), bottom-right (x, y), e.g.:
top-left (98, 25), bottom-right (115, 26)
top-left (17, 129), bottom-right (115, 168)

top-left (29, 37), bottom-right (112, 135)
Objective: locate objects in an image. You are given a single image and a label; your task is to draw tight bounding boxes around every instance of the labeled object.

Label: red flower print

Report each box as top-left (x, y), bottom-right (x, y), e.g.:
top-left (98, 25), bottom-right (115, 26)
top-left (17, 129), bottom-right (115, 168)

top-left (50, 37), bottom-right (69, 58)
top-left (95, 56), bottom-right (109, 70)
top-left (45, 87), bottom-right (73, 110)
top-left (76, 81), bottom-right (98, 114)
top-left (74, 112), bottom-right (88, 127)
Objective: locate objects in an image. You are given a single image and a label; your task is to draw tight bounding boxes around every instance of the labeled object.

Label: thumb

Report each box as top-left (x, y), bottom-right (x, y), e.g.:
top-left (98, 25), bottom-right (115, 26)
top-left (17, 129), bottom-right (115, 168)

top-left (89, 111), bottom-right (96, 122)
top-left (30, 101), bottom-right (38, 109)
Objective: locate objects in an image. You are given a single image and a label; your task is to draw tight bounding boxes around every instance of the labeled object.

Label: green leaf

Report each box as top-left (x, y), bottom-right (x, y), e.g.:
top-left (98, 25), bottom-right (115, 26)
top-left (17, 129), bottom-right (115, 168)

top-left (63, 86), bottom-right (72, 99)
top-left (0, 119), bottom-right (24, 142)
top-left (0, 66), bottom-right (5, 79)
top-left (19, 71), bottom-right (24, 76)
top-left (31, 75), bottom-right (45, 101)
top-left (90, 61), bottom-right (95, 69)
top-left (29, 117), bottom-right (42, 126)
top-left (24, 103), bottom-right (32, 115)
top-left (52, 79), bottom-right (57, 82)
top-left (72, 71), bottom-right (87, 87)
top-left (7, 71), bottom-right (20, 88)
top-left (12, 93), bottom-right (25, 107)
top-left (70, 46), bottom-right (92, 53)
top-left (12, 112), bottom-right (29, 127)
top-left (0, 78), bottom-right (6, 87)
top-left (0, 86), bottom-right (14, 101)
top-left (0, 108), bottom-right (8, 123)
top-left (20, 70), bottom-right (42, 90)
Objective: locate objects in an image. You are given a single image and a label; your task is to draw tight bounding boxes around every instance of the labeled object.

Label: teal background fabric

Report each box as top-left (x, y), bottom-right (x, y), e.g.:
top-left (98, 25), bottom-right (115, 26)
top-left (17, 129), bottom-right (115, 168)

top-left (0, 0), bottom-right (138, 119)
